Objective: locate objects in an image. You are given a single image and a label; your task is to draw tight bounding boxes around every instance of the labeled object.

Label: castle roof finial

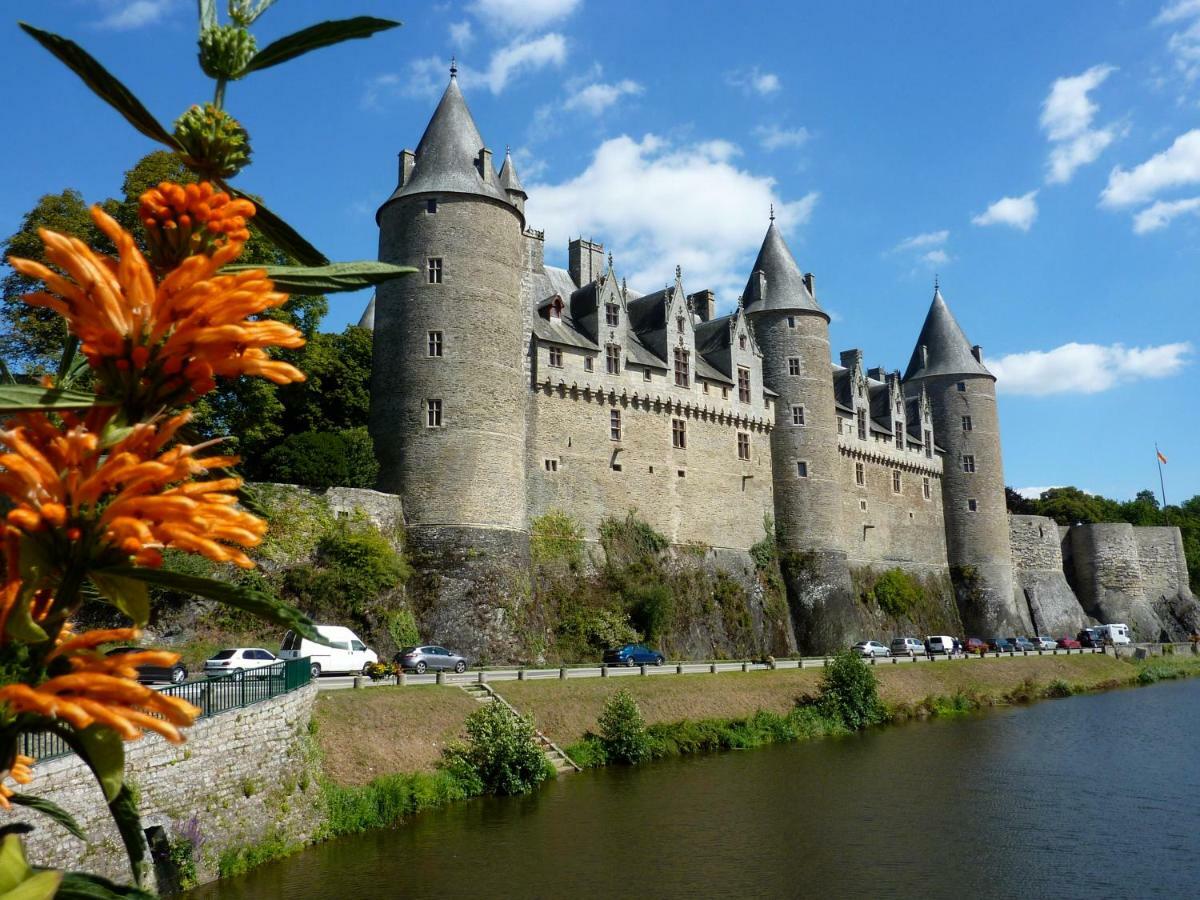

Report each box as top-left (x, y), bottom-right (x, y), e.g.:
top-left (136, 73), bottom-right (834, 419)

top-left (675, 264), bottom-right (682, 280)
top-left (449, 57), bottom-right (458, 78)
top-left (769, 203), bottom-right (775, 223)
top-left (608, 251), bottom-right (613, 268)
top-left (934, 272), bottom-right (939, 293)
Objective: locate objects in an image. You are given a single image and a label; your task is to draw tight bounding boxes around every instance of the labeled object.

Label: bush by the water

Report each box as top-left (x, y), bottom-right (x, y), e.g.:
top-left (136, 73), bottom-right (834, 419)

top-left (597, 689), bottom-right (650, 764)
top-left (441, 701), bottom-right (553, 796)
top-left (817, 650), bottom-right (886, 730)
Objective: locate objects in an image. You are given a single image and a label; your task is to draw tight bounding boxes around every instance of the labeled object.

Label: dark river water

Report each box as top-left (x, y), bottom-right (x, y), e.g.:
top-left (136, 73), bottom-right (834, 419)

top-left (192, 678), bottom-right (1200, 899)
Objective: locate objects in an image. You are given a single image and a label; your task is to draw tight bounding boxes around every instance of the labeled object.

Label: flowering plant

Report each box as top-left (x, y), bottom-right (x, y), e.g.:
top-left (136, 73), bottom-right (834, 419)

top-left (0, 2), bottom-right (411, 895)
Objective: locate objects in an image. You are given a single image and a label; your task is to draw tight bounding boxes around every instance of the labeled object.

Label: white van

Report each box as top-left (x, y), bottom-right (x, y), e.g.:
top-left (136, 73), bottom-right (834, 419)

top-left (279, 625), bottom-right (378, 677)
top-left (1097, 623), bottom-right (1132, 646)
top-left (925, 635), bottom-right (957, 655)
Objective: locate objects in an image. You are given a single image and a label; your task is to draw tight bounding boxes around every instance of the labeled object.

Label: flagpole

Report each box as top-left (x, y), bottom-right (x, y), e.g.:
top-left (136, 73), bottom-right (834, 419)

top-left (1156, 443), bottom-right (1168, 524)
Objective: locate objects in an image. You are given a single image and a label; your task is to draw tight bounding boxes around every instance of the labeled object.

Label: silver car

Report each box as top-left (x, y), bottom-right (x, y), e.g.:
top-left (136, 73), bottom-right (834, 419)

top-left (394, 645), bottom-right (467, 674)
top-left (1031, 636), bottom-right (1057, 651)
top-left (852, 640), bottom-right (891, 658)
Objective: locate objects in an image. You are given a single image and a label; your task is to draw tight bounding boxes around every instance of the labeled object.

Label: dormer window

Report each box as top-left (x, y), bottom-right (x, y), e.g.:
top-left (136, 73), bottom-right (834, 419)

top-left (546, 296), bottom-right (564, 320)
top-left (605, 344), bottom-right (621, 375)
top-left (737, 367), bottom-right (751, 403)
top-left (924, 429), bottom-right (932, 458)
top-left (605, 303), bottom-right (619, 327)
top-left (673, 347), bottom-right (690, 388)
top-left (738, 334), bottom-right (747, 351)
top-left (857, 409), bottom-right (867, 440)
top-left (894, 422), bottom-right (903, 449)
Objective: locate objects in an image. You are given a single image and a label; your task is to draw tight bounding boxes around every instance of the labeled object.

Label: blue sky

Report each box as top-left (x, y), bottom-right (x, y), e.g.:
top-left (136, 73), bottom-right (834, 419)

top-left (1, 0), bottom-right (1198, 501)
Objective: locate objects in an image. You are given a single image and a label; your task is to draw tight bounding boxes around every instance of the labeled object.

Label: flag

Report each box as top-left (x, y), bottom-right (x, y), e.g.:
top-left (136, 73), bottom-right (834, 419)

top-left (1157, 449), bottom-right (1168, 465)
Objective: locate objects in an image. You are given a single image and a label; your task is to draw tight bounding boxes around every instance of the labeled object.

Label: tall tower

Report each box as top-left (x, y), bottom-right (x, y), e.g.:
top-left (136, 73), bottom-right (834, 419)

top-left (903, 286), bottom-right (1028, 635)
top-left (744, 216), bottom-right (852, 651)
top-left (371, 67), bottom-right (528, 551)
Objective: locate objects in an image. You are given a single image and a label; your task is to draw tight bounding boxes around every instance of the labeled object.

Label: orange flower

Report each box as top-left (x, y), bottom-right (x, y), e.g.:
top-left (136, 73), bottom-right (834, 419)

top-left (6, 199), bottom-right (304, 416)
top-left (139, 181), bottom-right (255, 269)
top-left (0, 754), bottom-right (34, 809)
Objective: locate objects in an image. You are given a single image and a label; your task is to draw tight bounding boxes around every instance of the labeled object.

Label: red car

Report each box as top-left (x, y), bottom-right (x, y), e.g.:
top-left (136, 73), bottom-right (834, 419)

top-left (964, 637), bottom-right (988, 655)
top-left (1056, 637), bottom-right (1082, 650)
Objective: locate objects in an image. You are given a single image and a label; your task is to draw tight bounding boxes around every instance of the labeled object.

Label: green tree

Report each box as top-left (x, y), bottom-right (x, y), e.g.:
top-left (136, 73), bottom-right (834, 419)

top-left (257, 428), bottom-right (377, 488)
top-left (817, 651), bottom-right (886, 730)
top-left (276, 326), bottom-right (373, 434)
top-left (597, 689), bottom-right (650, 764)
top-left (441, 702), bottom-right (552, 796)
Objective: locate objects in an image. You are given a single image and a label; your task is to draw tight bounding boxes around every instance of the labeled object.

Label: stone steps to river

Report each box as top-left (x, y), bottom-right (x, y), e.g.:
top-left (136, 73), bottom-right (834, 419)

top-left (457, 682), bottom-right (582, 774)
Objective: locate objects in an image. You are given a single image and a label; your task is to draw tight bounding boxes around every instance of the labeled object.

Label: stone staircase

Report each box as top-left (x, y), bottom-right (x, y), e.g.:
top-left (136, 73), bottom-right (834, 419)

top-left (459, 682), bottom-right (581, 774)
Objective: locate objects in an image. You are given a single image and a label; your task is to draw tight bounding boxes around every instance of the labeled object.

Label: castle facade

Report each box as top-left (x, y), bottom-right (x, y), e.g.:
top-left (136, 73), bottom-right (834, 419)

top-left (366, 72), bottom-right (1197, 653)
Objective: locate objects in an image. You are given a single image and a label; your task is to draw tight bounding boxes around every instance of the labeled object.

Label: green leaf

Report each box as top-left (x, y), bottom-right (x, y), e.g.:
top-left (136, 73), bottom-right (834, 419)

top-left (0, 834), bottom-right (32, 893)
top-left (54, 872), bottom-right (156, 899)
top-left (223, 184), bottom-right (328, 266)
top-left (197, 0), bottom-right (218, 30)
top-left (4, 589), bottom-right (48, 645)
top-left (105, 787), bottom-right (145, 887)
top-left (88, 572), bottom-right (150, 627)
top-left (103, 566), bottom-right (329, 644)
top-left (224, 261), bottom-right (416, 294)
top-left (240, 17), bottom-right (401, 74)
top-left (17, 25), bottom-right (180, 151)
top-left (0, 385), bottom-right (109, 412)
top-left (72, 727), bottom-right (125, 804)
top-left (0, 869), bottom-right (62, 900)
top-left (7, 796), bottom-right (85, 842)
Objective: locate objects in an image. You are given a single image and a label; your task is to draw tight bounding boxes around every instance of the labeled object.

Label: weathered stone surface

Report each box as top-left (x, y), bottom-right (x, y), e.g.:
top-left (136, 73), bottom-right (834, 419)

top-left (1069, 524), bottom-right (1161, 637)
top-left (1010, 515), bottom-right (1087, 636)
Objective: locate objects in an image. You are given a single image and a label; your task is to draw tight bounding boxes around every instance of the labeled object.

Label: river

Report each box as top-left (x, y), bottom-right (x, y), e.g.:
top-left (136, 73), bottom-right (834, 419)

top-left (191, 678), bottom-right (1200, 899)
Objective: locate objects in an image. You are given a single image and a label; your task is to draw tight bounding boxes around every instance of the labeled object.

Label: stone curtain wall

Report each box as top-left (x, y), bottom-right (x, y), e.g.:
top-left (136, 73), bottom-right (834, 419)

top-left (25, 683), bottom-right (320, 891)
top-left (1068, 524), bottom-right (1160, 637)
top-left (1009, 515), bottom-right (1087, 636)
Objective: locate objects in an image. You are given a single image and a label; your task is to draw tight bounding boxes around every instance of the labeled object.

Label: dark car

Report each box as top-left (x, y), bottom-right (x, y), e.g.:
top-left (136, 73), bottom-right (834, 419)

top-left (393, 646), bottom-right (467, 674)
top-left (603, 644), bottom-right (665, 667)
top-left (1057, 636), bottom-right (1082, 650)
top-left (106, 647), bottom-right (188, 685)
top-left (1077, 628), bottom-right (1105, 648)
top-left (1008, 637), bottom-right (1036, 652)
top-left (964, 637), bottom-right (988, 655)
top-left (987, 637), bottom-right (1015, 653)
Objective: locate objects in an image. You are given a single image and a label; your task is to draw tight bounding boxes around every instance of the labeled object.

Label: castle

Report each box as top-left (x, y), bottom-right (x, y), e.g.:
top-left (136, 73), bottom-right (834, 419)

top-left (364, 70), bottom-right (1198, 656)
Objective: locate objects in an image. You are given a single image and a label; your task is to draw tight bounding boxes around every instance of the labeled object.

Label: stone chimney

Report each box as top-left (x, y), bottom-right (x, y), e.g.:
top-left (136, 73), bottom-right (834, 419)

top-left (398, 149), bottom-right (415, 187)
top-left (972, 345), bottom-right (983, 363)
top-left (688, 290), bottom-right (716, 322)
top-left (840, 349), bottom-right (863, 371)
top-left (750, 270), bottom-right (767, 303)
top-left (478, 148), bottom-right (493, 182)
top-left (867, 366), bottom-right (888, 383)
top-left (569, 238), bottom-right (605, 287)
top-left (524, 228), bottom-right (545, 274)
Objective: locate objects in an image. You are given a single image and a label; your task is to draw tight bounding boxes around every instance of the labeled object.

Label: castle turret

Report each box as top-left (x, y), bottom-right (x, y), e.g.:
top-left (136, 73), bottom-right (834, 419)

top-left (903, 286), bottom-right (1028, 636)
top-left (371, 66), bottom-right (528, 546)
top-left (498, 147), bottom-right (526, 216)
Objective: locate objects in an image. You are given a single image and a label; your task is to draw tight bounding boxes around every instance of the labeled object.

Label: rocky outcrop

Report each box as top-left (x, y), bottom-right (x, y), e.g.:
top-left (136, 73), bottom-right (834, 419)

top-left (1009, 515), bottom-right (1088, 636)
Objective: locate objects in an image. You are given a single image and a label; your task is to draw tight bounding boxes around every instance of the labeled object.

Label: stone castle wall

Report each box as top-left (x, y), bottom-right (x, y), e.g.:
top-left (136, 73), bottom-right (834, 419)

top-left (24, 684), bottom-right (320, 892)
top-left (1009, 514), bottom-right (1087, 636)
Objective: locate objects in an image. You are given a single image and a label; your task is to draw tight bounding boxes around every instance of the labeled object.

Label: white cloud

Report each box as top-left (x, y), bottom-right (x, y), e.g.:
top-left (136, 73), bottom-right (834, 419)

top-left (1154, 1), bottom-right (1200, 86)
top-left (1157, 1), bottom-right (1200, 24)
top-left (1101, 129), bottom-right (1200, 207)
top-left (921, 249), bottom-right (950, 266)
top-left (892, 230), bottom-right (949, 253)
top-left (1015, 486), bottom-right (1066, 500)
top-left (361, 72), bottom-right (404, 109)
top-left (989, 341), bottom-right (1192, 395)
top-left (564, 79), bottom-right (643, 116)
top-left (754, 124), bottom-right (811, 152)
top-left (449, 20), bottom-right (474, 47)
top-left (1039, 65), bottom-right (1117, 184)
top-left (727, 67), bottom-right (781, 97)
top-left (471, 0), bottom-right (580, 32)
top-left (971, 191), bottom-right (1038, 231)
top-left (526, 134), bottom-right (817, 302)
top-left (95, 0), bottom-right (177, 29)
top-left (1132, 195), bottom-right (1200, 232)
top-left (484, 34), bottom-right (567, 93)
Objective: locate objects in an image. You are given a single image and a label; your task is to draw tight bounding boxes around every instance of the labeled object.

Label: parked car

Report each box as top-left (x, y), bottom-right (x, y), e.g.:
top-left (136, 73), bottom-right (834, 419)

top-left (987, 637), bottom-right (1014, 653)
top-left (1077, 628), bottom-right (1105, 648)
top-left (1031, 636), bottom-right (1057, 651)
top-left (964, 637), bottom-right (988, 655)
top-left (603, 644), bottom-right (666, 667)
top-left (1009, 637), bottom-right (1036, 652)
top-left (1057, 636), bottom-right (1082, 650)
top-left (279, 625), bottom-right (378, 677)
top-left (1097, 623), bottom-right (1132, 646)
top-left (106, 647), bottom-right (188, 685)
top-left (204, 648), bottom-right (278, 679)
top-left (852, 640), bottom-right (891, 658)
top-left (925, 635), bottom-right (956, 656)
top-left (394, 646), bottom-right (468, 674)
top-left (890, 637), bottom-right (925, 658)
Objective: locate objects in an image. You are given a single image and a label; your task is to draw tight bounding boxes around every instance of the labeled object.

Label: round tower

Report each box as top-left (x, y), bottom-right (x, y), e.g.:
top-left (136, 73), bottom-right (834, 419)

top-left (372, 68), bottom-right (527, 540)
top-left (903, 286), bottom-right (1028, 636)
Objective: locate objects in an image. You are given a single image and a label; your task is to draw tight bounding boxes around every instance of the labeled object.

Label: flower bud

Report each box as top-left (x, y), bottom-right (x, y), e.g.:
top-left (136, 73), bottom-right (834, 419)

top-left (173, 104), bottom-right (253, 180)
top-left (198, 24), bottom-right (257, 80)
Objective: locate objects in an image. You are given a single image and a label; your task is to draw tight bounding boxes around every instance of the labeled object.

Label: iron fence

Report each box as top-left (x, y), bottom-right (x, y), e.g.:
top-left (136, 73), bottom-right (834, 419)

top-left (21, 656), bottom-right (312, 764)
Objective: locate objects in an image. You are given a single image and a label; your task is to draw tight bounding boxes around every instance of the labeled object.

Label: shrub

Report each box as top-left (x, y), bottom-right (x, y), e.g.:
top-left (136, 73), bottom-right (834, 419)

top-left (866, 568), bottom-right (924, 617)
top-left (556, 605), bottom-right (638, 656)
top-left (259, 428), bottom-right (379, 489)
top-left (441, 701), bottom-right (552, 796)
top-left (598, 689), bottom-right (650, 764)
top-left (625, 578), bottom-right (674, 643)
top-left (284, 523), bottom-right (411, 621)
top-left (817, 651), bottom-right (886, 730)
top-left (1044, 679), bottom-right (1074, 698)
top-left (383, 607), bottom-right (420, 648)
top-left (531, 510), bottom-right (585, 569)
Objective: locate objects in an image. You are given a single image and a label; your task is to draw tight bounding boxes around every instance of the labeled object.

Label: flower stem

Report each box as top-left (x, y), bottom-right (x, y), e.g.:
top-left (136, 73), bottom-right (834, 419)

top-left (213, 78), bottom-right (227, 109)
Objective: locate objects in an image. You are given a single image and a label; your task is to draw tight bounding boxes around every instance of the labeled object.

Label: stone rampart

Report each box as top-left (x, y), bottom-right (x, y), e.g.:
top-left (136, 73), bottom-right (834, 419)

top-left (1009, 515), bottom-right (1087, 636)
top-left (24, 683), bottom-right (320, 892)
top-left (1068, 524), bottom-right (1176, 639)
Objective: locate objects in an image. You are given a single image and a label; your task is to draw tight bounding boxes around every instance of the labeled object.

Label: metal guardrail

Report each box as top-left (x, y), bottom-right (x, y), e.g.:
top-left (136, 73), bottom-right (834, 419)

top-left (21, 657), bottom-right (313, 764)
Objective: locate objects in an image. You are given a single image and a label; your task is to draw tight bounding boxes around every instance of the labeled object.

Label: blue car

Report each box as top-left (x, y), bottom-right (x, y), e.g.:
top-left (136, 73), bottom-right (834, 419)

top-left (602, 644), bottom-right (666, 667)
top-left (987, 637), bottom-right (1015, 653)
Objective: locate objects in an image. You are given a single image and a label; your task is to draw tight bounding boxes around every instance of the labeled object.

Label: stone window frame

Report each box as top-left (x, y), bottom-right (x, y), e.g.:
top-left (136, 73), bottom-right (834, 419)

top-left (605, 302), bottom-right (620, 327)
top-left (609, 409), bottom-right (622, 442)
top-left (967, 498), bottom-right (978, 512)
top-left (722, 386), bottom-right (729, 400)
top-left (674, 347), bottom-right (690, 388)
top-left (643, 367), bottom-right (652, 382)
top-left (584, 356), bottom-right (594, 373)
top-left (425, 399), bottom-right (443, 428)
top-left (702, 381), bottom-right (710, 394)
top-left (605, 344), bottom-right (621, 375)
top-left (427, 257), bottom-right (443, 284)
top-left (956, 381), bottom-right (967, 392)
top-left (962, 415), bottom-right (973, 432)
top-left (787, 315), bottom-right (796, 329)
top-left (737, 431), bottom-right (751, 460)
top-left (859, 499), bottom-right (868, 512)
top-left (676, 315), bottom-right (685, 334)
top-left (923, 476), bottom-right (931, 501)
top-left (855, 462), bottom-right (865, 486)
top-left (672, 417), bottom-right (687, 450)
top-left (544, 458), bottom-right (558, 472)
top-left (856, 409), bottom-right (867, 441)
top-left (737, 367), bottom-right (751, 403)
top-left (796, 460), bottom-right (809, 478)
top-left (962, 454), bottom-right (976, 473)
top-left (893, 421), bottom-right (903, 449)
top-left (548, 346), bottom-right (563, 368)
top-left (787, 356), bottom-right (801, 376)
top-left (924, 429), bottom-right (932, 459)
top-left (892, 469), bottom-right (902, 493)
top-left (427, 330), bottom-right (443, 357)
top-left (791, 405), bottom-right (806, 426)
top-left (738, 334), bottom-right (747, 351)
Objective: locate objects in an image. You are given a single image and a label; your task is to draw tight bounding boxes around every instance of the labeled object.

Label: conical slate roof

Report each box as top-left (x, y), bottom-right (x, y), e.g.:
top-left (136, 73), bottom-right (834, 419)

top-left (902, 288), bottom-right (993, 381)
top-left (357, 294), bottom-right (376, 330)
top-left (380, 74), bottom-right (507, 208)
top-left (741, 222), bottom-right (826, 319)
top-left (498, 148), bottom-right (526, 196)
